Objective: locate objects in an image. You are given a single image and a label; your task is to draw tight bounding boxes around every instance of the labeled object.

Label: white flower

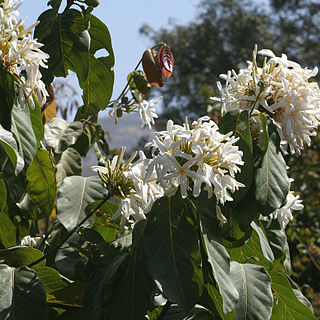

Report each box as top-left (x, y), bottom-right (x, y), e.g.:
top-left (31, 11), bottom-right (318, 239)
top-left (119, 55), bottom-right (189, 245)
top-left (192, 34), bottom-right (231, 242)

top-left (260, 191), bottom-right (304, 229)
top-left (132, 91), bottom-right (161, 129)
top-left (213, 45), bottom-right (320, 155)
top-left (92, 149), bottom-right (164, 228)
top-left (146, 117), bottom-right (244, 204)
top-left (0, 0), bottom-right (49, 107)
top-left (20, 235), bottom-right (40, 247)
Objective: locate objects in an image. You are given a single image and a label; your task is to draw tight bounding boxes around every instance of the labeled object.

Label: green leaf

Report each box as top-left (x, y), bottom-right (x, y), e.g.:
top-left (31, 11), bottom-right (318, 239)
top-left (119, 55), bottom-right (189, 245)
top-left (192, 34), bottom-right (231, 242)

top-left (228, 184), bottom-right (259, 232)
top-left (143, 196), bottom-right (204, 312)
top-left (285, 276), bottom-right (314, 312)
top-left (0, 124), bottom-right (24, 175)
top-left (0, 177), bottom-right (7, 212)
top-left (269, 270), bottom-right (316, 320)
top-left (36, 10), bottom-right (114, 119)
top-left (0, 264), bottom-right (13, 319)
top-left (87, 200), bottom-right (119, 242)
top-left (55, 246), bottom-right (86, 279)
top-left (219, 109), bottom-right (253, 153)
top-left (26, 149), bottom-right (57, 218)
top-left (14, 267), bottom-right (48, 319)
top-left (48, 280), bottom-right (87, 308)
top-left (230, 262), bottom-right (273, 320)
top-left (33, 266), bottom-right (67, 295)
top-left (0, 211), bottom-right (16, 248)
top-left (0, 68), bottom-right (15, 131)
top-left (228, 227), bottom-right (273, 270)
top-left (263, 222), bottom-right (287, 260)
top-left (29, 95), bottom-right (44, 148)
top-left (0, 246), bottom-right (45, 268)
top-left (48, 0), bottom-right (62, 11)
top-left (255, 138), bottom-right (290, 215)
top-left (56, 147), bottom-right (82, 187)
top-left (159, 304), bottom-right (213, 320)
top-left (201, 283), bottom-right (235, 320)
top-left (199, 218), bottom-right (239, 314)
top-left (218, 110), bottom-right (253, 205)
top-left (84, 253), bottom-right (128, 320)
top-left (107, 220), bottom-right (155, 320)
top-left (56, 175), bottom-right (108, 231)
top-left (251, 220), bottom-right (274, 262)
top-left (78, 14), bottom-right (115, 118)
top-left (72, 122), bottom-right (97, 157)
top-left (44, 118), bottom-right (83, 153)
top-left (11, 99), bottom-right (37, 167)
top-left (0, 266), bottom-right (48, 319)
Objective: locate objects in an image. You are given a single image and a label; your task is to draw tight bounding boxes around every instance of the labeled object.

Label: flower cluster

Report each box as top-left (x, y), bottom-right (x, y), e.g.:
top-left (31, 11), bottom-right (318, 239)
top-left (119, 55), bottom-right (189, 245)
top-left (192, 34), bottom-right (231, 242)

top-left (145, 117), bottom-right (244, 204)
top-left (0, 0), bottom-right (49, 107)
top-left (93, 117), bottom-right (244, 227)
top-left (93, 148), bottom-right (163, 228)
top-left (213, 46), bottom-right (320, 155)
top-left (109, 91), bottom-right (161, 129)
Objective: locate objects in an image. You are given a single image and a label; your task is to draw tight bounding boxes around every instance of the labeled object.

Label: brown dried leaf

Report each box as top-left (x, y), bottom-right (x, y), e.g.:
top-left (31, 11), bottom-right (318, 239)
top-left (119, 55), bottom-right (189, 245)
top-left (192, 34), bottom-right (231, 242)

top-left (141, 49), bottom-right (164, 87)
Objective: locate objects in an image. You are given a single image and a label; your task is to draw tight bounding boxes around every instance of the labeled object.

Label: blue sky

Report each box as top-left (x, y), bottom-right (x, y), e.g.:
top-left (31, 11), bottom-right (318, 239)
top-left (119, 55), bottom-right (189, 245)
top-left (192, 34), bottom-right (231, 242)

top-left (19, 0), bottom-right (201, 154)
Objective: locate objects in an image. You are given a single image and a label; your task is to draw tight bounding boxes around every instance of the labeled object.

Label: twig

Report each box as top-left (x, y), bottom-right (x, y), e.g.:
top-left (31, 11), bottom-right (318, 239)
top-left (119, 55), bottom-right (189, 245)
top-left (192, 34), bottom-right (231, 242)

top-left (156, 300), bottom-right (172, 320)
top-left (27, 195), bottom-right (110, 268)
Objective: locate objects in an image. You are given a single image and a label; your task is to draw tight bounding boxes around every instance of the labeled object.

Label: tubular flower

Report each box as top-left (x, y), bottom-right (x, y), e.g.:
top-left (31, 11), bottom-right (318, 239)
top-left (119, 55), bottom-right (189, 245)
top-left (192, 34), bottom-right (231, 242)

top-left (0, 0), bottom-right (49, 107)
top-left (92, 149), bottom-right (164, 228)
top-left (212, 45), bottom-right (320, 155)
top-left (260, 191), bottom-right (303, 230)
top-left (145, 116), bottom-right (244, 205)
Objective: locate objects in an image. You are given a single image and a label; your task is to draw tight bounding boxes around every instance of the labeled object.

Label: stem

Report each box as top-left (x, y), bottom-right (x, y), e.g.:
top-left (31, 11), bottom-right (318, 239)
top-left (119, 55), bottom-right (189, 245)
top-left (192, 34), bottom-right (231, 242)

top-left (27, 195), bottom-right (111, 268)
top-left (156, 300), bottom-right (172, 320)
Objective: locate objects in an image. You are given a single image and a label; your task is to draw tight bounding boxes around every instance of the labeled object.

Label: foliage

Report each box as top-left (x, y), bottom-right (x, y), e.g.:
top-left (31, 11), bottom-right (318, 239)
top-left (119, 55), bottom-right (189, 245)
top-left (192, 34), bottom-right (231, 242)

top-left (0, 0), bottom-right (318, 319)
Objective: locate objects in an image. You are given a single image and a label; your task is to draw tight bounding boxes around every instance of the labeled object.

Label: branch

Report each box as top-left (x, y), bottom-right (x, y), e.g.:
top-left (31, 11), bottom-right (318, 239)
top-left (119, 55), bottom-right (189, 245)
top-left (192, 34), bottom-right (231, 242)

top-left (156, 300), bottom-right (172, 320)
top-left (27, 195), bottom-right (111, 268)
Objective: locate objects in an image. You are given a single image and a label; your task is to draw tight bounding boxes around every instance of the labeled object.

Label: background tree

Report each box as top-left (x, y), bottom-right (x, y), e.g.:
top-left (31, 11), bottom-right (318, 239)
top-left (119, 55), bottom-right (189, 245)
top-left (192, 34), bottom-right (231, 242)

top-left (141, 0), bottom-right (320, 123)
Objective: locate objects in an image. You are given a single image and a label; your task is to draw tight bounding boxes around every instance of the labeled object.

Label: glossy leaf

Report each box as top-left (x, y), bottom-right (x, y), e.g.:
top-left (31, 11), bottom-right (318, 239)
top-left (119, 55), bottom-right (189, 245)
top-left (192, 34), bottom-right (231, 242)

top-left (11, 99), bottom-right (37, 167)
top-left (199, 218), bottom-right (239, 314)
top-left (230, 262), bottom-right (273, 320)
top-left (0, 264), bottom-right (13, 320)
top-left (0, 124), bottom-right (24, 175)
top-left (251, 220), bottom-right (274, 262)
top-left (143, 196), bottom-right (204, 312)
top-left (270, 270), bottom-right (316, 320)
top-left (255, 138), bottom-right (290, 215)
top-left (56, 147), bottom-right (82, 187)
top-left (14, 267), bottom-right (48, 319)
top-left (228, 226), bottom-right (273, 270)
top-left (44, 117), bottom-right (83, 153)
top-left (26, 149), bottom-right (56, 218)
top-left (107, 220), bottom-right (155, 320)
top-left (0, 266), bottom-right (47, 319)
top-left (56, 175), bottom-right (108, 231)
